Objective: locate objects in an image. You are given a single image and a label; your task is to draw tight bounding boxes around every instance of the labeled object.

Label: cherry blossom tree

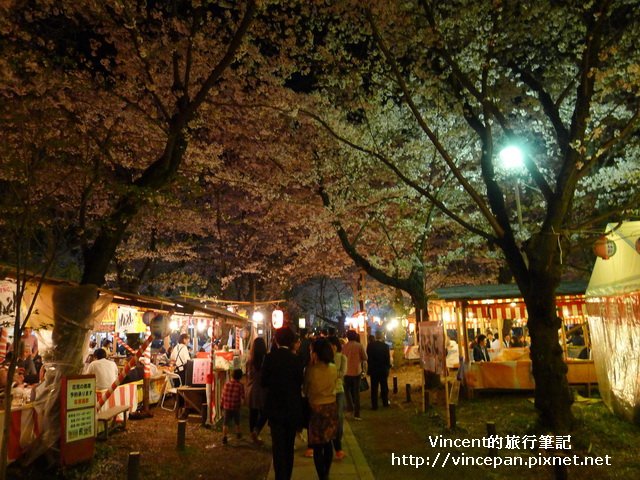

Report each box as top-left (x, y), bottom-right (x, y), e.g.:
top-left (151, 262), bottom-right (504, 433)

top-left (290, 0), bottom-right (640, 432)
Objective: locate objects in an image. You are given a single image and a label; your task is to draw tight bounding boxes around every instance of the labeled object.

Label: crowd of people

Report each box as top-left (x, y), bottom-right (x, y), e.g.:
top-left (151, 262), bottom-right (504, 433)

top-left (463, 327), bottom-right (589, 363)
top-left (232, 326), bottom-right (392, 480)
top-left (2, 324), bottom-right (390, 480)
top-left (462, 330), bottom-right (533, 363)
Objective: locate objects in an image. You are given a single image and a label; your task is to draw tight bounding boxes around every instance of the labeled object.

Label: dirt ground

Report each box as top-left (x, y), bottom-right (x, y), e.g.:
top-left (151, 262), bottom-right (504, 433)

top-left (8, 403), bottom-right (272, 480)
top-left (8, 363), bottom-right (640, 479)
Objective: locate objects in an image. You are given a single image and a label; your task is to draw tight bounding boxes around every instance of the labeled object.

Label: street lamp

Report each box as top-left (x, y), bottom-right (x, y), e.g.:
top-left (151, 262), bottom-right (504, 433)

top-left (499, 145), bottom-right (524, 229)
top-left (499, 145), bottom-right (524, 170)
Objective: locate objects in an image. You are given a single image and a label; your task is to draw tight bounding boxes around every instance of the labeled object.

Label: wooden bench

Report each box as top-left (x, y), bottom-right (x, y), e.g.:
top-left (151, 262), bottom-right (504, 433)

top-left (97, 405), bottom-right (131, 440)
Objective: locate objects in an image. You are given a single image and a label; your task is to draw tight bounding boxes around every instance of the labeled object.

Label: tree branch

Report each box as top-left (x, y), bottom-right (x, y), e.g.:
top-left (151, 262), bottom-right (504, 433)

top-left (183, 0), bottom-right (257, 123)
top-left (301, 108), bottom-right (494, 241)
top-left (581, 108), bottom-right (640, 177)
top-left (365, 8), bottom-right (503, 238)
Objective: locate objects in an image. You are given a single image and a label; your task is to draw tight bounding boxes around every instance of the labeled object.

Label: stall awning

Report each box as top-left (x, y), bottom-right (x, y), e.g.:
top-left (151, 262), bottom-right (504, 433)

top-left (101, 289), bottom-right (248, 327)
top-left (431, 281), bottom-right (588, 322)
top-left (431, 280), bottom-right (587, 301)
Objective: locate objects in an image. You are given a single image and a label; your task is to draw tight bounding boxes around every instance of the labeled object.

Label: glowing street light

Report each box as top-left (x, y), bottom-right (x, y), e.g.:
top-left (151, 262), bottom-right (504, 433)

top-left (499, 145), bottom-right (524, 170)
top-left (499, 145), bottom-right (524, 229)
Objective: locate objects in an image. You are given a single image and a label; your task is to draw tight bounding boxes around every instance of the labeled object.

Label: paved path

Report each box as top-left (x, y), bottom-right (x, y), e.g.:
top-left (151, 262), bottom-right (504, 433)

top-left (266, 420), bottom-right (374, 480)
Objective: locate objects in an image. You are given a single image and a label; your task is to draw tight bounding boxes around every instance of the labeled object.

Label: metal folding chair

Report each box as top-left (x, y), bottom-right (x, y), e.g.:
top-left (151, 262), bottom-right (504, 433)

top-left (160, 372), bottom-right (182, 411)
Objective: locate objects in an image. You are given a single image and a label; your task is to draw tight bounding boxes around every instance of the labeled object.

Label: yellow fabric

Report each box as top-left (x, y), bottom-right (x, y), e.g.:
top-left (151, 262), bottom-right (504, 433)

top-left (304, 362), bottom-right (337, 405)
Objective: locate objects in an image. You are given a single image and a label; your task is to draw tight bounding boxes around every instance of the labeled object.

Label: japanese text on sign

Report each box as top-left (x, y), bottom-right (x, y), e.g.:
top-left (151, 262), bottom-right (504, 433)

top-left (66, 408), bottom-right (95, 443)
top-left (66, 378), bottom-right (96, 410)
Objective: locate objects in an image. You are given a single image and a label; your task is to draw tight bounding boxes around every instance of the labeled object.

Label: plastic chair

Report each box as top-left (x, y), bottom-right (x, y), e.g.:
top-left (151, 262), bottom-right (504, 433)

top-left (160, 372), bottom-right (182, 411)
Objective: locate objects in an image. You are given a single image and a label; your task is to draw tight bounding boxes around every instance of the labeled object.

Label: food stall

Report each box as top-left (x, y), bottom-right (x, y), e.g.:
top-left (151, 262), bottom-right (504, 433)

top-left (0, 276), bottom-right (249, 464)
top-left (93, 290), bottom-right (248, 420)
top-left (428, 281), bottom-right (597, 391)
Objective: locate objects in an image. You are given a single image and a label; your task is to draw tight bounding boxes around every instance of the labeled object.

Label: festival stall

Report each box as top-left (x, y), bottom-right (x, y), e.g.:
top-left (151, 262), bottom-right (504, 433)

top-left (585, 222), bottom-right (640, 424)
top-left (94, 290), bottom-right (248, 424)
top-left (0, 274), bottom-right (94, 464)
top-left (428, 281), bottom-right (597, 391)
top-left (0, 276), bottom-right (249, 464)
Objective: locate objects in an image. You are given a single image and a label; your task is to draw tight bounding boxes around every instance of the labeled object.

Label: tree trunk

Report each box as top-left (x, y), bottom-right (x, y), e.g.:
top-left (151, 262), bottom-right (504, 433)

top-left (525, 288), bottom-right (574, 432)
top-left (25, 285), bottom-right (98, 462)
top-left (522, 235), bottom-right (574, 432)
top-left (410, 288), bottom-right (429, 323)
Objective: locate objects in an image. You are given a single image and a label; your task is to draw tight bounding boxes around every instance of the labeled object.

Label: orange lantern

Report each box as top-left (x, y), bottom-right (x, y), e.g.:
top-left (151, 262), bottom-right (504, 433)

top-left (593, 235), bottom-right (616, 259)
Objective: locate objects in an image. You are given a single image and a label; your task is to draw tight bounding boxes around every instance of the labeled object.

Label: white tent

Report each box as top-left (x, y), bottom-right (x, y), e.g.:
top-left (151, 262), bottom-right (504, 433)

top-left (586, 221), bottom-right (640, 424)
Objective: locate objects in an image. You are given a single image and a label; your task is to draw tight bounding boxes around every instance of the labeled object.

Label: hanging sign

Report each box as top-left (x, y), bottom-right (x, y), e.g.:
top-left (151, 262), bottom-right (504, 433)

top-left (0, 280), bottom-right (17, 327)
top-left (192, 359), bottom-right (211, 385)
top-left (418, 321), bottom-right (446, 375)
top-left (116, 306), bottom-right (145, 333)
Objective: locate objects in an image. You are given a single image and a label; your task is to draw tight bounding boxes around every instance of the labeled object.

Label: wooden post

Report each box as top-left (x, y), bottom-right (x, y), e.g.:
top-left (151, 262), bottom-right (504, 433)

top-left (177, 420), bottom-right (187, 451)
top-left (393, 376), bottom-right (398, 394)
top-left (421, 370), bottom-right (426, 413)
top-left (127, 451), bottom-right (140, 480)
top-left (142, 378), bottom-right (151, 417)
top-left (448, 404), bottom-right (456, 429)
top-left (461, 301), bottom-right (469, 364)
top-left (445, 377), bottom-right (450, 426)
top-left (486, 422), bottom-right (497, 456)
top-left (405, 384), bottom-right (411, 403)
top-left (201, 403), bottom-right (208, 426)
top-left (554, 453), bottom-right (568, 480)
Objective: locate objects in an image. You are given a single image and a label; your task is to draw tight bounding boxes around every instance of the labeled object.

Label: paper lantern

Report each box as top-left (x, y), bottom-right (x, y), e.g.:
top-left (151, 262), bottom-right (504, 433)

top-left (151, 314), bottom-right (170, 338)
top-left (142, 311), bottom-right (156, 326)
top-left (593, 235), bottom-right (616, 259)
top-left (636, 237), bottom-right (640, 254)
top-left (272, 309), bottom-right (284, 329)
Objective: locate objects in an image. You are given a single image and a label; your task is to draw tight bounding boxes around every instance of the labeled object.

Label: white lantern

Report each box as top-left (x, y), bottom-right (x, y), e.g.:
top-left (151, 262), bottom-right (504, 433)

top-left (272, 309), bottom-right (284, 329)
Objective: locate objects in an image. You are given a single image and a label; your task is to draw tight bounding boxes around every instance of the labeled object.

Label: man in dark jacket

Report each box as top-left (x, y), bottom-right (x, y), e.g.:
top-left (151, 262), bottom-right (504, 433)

top-left (473, 334), bottom-right (491, 362)
top-left (262, 327), bottom-right (304, 480)
top-left (366, 330), bottom-right (391, 410)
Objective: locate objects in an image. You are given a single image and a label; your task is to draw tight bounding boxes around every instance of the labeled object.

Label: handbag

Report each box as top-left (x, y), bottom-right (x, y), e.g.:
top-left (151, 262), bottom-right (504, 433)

top-left (359, 375), bottom-right (369, 392)
top-left (300, 396), bottom-right (311, 429)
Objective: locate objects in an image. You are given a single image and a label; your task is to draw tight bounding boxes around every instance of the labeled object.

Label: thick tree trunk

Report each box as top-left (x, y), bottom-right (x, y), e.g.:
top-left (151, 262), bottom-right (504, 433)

top-left (25, 285), bottom-right (98, 462)
top-left (527, 294), bottom-right (574, 432)
top-left (410, 287), bottom-right (429, 323)
top-left (523, 234), bottom-right (574, 432)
